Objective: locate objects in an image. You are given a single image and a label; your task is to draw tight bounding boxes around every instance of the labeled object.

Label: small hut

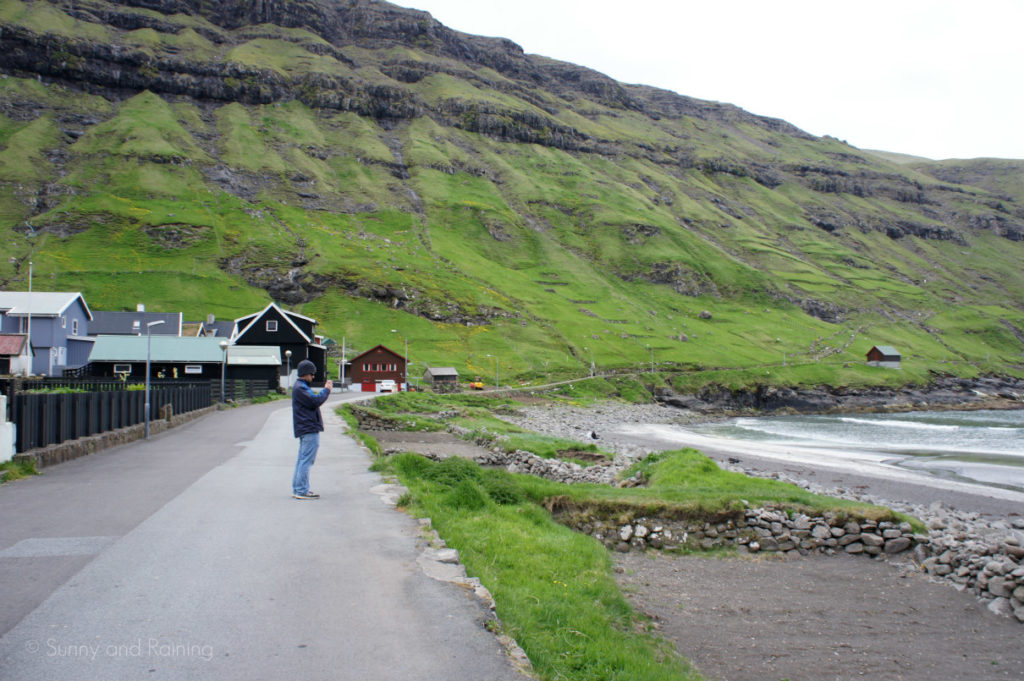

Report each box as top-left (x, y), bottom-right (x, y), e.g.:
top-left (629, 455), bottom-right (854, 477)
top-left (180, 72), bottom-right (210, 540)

top-left (423, 367), bottom-right (459, 392)
top-left (866, 345), bottom-right (901, 369)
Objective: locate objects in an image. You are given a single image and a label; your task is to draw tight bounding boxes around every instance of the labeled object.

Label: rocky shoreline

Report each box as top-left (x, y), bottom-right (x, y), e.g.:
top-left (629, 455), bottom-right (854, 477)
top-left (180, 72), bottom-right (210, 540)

top-left (653, 374), bottom-right (1024, 415)
top-left (499, 394), bottom-right (1024, 623)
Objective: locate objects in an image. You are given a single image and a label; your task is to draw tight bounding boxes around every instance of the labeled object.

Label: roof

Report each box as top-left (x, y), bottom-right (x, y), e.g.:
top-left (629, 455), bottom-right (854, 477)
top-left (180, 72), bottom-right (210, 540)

top-left (198, 320), bottom-right (236, 338)
top-left (227, 345), bottom-right (281, 367)
top-left (425, 367), bottom-right (459, 377)
top-left (870, 345), bottom-right (901, 357)
top-left (0, 334), bottom-right (30, 356)
top-left (90, 311), bottom-right (182, 335)
top-left (0, 291), bottom-right (93, 319)
top-left (89, 336), bottom-right (227, 363)
top-left (350, 344), bottom-right (405, 362)
top-left (234, 303), bottom-right (313, 343)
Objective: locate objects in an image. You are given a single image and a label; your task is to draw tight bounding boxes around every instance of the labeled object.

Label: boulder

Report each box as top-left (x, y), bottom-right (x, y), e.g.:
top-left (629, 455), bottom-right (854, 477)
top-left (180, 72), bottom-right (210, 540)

top-left (884, 537), bottom-right (912, 554)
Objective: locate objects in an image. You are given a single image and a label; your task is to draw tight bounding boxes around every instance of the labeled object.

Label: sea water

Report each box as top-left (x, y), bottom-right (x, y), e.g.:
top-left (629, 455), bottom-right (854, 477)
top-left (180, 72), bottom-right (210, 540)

top-left (688, 409), bottom-right (1024, 493)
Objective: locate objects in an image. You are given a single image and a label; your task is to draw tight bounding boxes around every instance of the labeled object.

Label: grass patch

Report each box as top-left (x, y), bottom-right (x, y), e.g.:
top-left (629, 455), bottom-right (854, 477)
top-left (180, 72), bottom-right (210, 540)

top-left (0, 457), bottom-right (39, 483)
top-left (383, 454), bottom-right (695, 681)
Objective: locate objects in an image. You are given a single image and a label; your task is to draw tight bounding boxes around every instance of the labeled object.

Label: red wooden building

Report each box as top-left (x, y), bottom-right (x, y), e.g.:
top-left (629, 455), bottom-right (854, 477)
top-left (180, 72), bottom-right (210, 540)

top-left (348, 344), bottom-right (407, 391)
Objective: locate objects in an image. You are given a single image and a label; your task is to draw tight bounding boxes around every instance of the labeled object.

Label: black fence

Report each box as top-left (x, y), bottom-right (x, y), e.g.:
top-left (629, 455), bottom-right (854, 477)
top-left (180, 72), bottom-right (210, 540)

top-left (216, 379), bottom-right (275, 403)
top-left (8, 383), bottom-right (213, 453)
top-left (1, 377), bottom-right (275, 401)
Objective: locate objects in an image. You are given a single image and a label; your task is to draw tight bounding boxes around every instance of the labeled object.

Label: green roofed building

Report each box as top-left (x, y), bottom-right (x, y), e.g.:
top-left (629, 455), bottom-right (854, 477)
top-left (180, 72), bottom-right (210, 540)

top-left (866, 345), bottom-right (901, 369)
top-left (88, 335), bottom-right (228, 380)
top-left (88, 336), bottom-right (282, 389)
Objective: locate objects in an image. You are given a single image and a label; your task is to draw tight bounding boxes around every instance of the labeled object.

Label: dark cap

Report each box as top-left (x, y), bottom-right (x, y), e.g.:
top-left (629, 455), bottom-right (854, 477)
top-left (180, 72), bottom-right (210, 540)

top-left (296, 359), bottom-right (317, 377)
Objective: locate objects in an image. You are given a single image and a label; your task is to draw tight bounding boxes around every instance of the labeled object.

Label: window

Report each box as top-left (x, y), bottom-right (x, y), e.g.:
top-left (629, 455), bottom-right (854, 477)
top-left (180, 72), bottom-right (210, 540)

top-left (72, 319), bottom-right (79, 335)
top-left (61, 316), bottom-right (67, 328)
top-left (184, 365), bottom-right (203, 375)
top-left (266, 320), bottom-right (278, 332)
top-left (114, 364), bottom-right (132, 375)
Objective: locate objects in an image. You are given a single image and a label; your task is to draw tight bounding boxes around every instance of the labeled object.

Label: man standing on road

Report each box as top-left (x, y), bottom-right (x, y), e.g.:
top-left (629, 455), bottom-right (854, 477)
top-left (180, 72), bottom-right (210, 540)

top-left (292, 359), bottom-right (333, 500)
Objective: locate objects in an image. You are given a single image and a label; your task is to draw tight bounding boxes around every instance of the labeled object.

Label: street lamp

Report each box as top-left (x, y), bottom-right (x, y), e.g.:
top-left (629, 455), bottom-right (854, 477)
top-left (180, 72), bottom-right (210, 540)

top-left (285, 349), bottom-right (292, 389)
top-left (391, 329), bottom-right (408, 391)
top-left (647, 344), bottom-right (654, 373)
top-left (486, 354), bottom-right (499, 388)
top-left (219, 340), bottom-right (229, 403)
top-left (144, 320), bottom-right (165, 439)
top-left (584, 346), bottom-right (594, 377)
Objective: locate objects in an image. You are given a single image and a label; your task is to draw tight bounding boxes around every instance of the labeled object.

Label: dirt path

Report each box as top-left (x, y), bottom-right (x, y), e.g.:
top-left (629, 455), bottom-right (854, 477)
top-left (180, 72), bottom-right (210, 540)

top-left (615, 551), bottom-right (1024, 681)
top-left (365, 430), bottom-right (491, 460)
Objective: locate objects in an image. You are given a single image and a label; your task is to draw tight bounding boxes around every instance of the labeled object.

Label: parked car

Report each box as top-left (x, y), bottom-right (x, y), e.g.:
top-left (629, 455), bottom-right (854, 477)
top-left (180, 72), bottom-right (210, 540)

top-left (377, 379), bottom-right (397, 393)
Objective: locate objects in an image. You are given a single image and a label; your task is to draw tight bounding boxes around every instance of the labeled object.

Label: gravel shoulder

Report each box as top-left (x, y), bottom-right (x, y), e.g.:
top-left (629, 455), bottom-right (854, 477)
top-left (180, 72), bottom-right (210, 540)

top-left (615, 551), bottom-right (1024, 681)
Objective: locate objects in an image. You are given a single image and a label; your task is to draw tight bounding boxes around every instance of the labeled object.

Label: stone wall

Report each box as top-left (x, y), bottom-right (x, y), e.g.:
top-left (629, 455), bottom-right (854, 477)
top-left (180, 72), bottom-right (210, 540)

top-left (14, 405), bottom-right (217, 469)
top-left (554, 506), bottom-right (919, 558)
top-left (347, 406), bottom-right (407, 432)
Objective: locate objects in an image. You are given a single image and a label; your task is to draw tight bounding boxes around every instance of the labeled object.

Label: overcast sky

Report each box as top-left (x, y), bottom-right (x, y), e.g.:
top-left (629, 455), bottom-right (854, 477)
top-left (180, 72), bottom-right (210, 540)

top-left (400, 1), bottom-right (1024, 160)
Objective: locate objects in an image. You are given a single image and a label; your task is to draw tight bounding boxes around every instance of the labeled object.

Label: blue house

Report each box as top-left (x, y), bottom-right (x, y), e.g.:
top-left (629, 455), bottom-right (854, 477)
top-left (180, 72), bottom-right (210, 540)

top-left (0, 292), bottom-right (94, 376)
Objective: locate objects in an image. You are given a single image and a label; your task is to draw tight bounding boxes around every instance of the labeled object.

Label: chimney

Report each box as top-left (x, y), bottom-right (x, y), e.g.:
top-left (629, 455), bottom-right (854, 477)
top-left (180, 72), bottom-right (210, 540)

top-left (207, 313), bottom-right (215, 325)
top-left (137, 303), bottom-right (146, 312)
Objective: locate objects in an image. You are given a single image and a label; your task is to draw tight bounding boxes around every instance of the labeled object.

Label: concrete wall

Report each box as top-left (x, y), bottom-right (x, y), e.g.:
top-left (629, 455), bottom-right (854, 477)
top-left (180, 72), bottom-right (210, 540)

top-left (0, 395), bottom-right (14, 464)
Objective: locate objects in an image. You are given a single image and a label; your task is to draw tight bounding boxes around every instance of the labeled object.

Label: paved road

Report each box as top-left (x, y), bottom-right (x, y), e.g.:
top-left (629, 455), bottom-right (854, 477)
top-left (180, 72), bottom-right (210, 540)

top-left (0, 395), bottom-right (530, 681)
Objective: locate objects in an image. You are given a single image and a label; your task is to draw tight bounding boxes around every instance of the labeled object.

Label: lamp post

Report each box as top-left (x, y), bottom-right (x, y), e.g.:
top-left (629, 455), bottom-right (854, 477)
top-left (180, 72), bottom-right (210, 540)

top-left (219, 340), bottom-right (229, 403)
top-left (486, 354), bottom-right (499, 388)
top-left (144, 320), bottom-right (165, 439)
top-left (647, 344), bottom-right (654, 373)
top-left (285, 349), bottom-right (292, 389)
top-left (584, 346), bottom-right (594, 377)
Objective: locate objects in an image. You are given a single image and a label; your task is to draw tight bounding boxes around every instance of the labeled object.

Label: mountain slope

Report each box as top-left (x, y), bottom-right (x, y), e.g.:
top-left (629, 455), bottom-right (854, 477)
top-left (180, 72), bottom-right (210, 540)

top-left (1, 0), bottom-right (1022, 382)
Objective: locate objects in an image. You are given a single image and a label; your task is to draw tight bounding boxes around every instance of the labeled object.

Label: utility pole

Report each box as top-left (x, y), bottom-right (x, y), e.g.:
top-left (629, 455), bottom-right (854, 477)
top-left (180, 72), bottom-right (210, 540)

top-left (26, 260), bottom-right (33, 376)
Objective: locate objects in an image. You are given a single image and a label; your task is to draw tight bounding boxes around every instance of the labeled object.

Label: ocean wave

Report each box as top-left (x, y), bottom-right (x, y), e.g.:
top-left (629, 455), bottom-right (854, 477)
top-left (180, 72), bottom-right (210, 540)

top-left (839, 417), bottom-right (959, 431)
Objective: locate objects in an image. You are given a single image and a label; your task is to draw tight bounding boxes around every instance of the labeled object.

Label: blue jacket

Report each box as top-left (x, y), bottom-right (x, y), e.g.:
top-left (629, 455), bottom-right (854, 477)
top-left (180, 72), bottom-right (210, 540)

top-left (292, 379), bottom-right (331, 437)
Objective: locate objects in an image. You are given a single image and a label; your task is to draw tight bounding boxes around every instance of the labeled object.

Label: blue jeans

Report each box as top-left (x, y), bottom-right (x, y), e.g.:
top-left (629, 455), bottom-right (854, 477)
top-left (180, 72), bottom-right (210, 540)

top-left (292, 432), bottom-right (320, 495)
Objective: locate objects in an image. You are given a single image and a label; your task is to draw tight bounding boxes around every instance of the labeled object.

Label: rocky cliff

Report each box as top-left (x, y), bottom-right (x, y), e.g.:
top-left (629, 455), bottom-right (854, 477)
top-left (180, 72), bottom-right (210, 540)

top-left (1, 0), bottom-right (1022, 375)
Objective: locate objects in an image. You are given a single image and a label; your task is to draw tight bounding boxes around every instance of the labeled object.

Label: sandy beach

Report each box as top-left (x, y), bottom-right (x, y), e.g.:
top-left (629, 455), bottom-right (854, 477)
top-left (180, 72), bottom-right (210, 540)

top-left (609, 421), bottom-right (1024, 518)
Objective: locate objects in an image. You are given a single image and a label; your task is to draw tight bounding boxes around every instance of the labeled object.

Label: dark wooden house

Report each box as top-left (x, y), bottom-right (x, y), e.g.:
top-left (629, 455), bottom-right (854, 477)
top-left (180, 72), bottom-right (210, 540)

top-left (233, 303), bottom-right (327, 383)
top-left (866, 345), bottom-right (901, 368)
top-left (423, 367), bottom-right (459, 391)
top-left (348, 344), bottom-right (406, 391)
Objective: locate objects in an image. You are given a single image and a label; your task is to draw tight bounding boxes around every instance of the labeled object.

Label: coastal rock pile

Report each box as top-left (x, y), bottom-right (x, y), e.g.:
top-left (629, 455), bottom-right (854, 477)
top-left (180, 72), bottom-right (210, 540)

top-left (739, 468), bottom-right (1024, 623)
top-left (473, 448), bottom-right (622, 486)
top-left (915, 511), bottom-right (1024, 622)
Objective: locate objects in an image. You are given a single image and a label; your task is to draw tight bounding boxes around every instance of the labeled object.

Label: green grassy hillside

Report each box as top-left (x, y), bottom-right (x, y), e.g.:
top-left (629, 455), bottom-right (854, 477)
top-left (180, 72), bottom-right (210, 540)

top-left (1, 0), bottom-right (1022, 385)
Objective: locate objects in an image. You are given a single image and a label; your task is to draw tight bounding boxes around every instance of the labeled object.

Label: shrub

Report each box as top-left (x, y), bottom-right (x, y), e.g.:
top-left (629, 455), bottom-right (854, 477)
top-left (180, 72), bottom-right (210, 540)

top-left (481, 472), bottom-right (526, 505)
top-left (442, 480), bottom-right (491, 510)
